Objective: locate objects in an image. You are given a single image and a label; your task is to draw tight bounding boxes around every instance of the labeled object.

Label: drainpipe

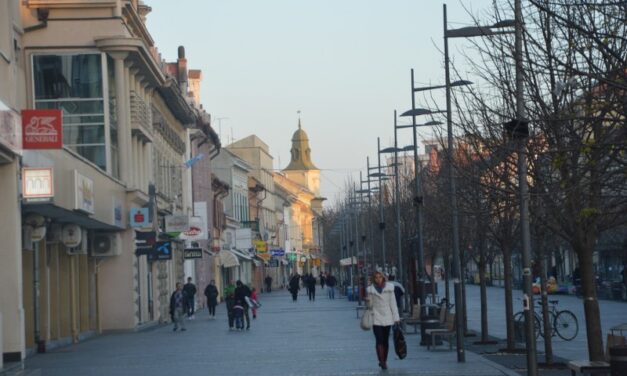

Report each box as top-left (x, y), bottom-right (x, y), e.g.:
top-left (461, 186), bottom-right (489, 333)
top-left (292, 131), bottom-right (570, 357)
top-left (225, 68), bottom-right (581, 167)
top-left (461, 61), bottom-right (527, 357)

top-left (33, 242), bottom-right (44, 352)
top-left (24, 8), bottom-right (49, 33)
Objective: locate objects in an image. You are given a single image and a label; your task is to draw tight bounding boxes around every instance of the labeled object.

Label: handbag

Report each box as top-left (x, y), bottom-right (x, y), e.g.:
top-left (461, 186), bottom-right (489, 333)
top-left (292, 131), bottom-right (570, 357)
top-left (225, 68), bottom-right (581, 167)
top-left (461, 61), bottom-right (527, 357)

top-left (360, 308), bottom-right (374, 330)
top-left (393, 324), bottom-right (407, 359)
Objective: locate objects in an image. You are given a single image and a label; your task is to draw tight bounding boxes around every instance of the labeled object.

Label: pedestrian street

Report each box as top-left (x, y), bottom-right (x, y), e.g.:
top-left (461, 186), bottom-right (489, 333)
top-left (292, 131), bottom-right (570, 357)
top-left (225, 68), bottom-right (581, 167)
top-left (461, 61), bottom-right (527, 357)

top-left (5, 289), bottom-right (517, 376)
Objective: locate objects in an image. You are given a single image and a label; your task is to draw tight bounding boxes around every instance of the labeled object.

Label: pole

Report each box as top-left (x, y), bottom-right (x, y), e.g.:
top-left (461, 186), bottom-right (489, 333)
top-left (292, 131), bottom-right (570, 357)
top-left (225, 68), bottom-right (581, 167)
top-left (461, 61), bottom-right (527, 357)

top-left (515, 0), bottom-right (538, 372)
top-left (394, 111), bottom-right (404, 293)
top-left (410, 69), bottom-right (426, 307)
top-left (444, 4), bottom-right (465, 362)
top-left (366, 157), bottom-right (375, 272)
top-left (377, 137), bottom-right (387, 273)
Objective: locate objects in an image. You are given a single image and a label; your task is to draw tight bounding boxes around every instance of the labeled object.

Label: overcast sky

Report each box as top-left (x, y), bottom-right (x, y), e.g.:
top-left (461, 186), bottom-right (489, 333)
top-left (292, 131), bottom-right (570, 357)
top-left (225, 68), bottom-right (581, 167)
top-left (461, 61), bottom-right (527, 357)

top-left (146, 0), bottom-right (501, 206)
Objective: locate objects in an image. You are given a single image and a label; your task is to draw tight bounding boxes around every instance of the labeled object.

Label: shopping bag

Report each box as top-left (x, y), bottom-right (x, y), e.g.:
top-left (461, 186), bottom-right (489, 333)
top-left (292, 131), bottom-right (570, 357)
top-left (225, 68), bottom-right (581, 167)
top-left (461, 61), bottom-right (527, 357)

top-left (393, 324), bottom-right (407, 359)
top-left (360, 309), bottom-right (374, 331)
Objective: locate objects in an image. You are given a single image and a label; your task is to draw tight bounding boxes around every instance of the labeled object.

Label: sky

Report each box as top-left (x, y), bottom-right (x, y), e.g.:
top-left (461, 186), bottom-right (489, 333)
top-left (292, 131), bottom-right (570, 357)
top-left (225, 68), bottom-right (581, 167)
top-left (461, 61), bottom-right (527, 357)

top-left (146, 0), bottom-right (501, 206)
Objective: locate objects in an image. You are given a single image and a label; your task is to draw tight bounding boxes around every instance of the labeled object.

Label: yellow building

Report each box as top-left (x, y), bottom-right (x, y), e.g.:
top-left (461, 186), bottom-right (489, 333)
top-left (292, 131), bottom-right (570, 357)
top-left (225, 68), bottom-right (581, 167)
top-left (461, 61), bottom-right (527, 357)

top-left (273, 121), bottom-right (325, 275)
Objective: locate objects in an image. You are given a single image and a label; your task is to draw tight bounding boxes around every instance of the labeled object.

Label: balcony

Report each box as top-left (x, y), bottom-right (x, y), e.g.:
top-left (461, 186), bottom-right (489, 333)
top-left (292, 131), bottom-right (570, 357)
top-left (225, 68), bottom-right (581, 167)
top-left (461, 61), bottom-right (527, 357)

top-left (241, 220), bottom-right (259, 233)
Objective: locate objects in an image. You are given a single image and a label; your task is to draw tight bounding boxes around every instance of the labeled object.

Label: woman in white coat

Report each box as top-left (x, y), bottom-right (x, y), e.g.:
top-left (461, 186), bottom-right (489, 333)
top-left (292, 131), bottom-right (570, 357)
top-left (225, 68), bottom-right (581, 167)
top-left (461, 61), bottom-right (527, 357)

top-left (366, 271), bottom-right (400, 370)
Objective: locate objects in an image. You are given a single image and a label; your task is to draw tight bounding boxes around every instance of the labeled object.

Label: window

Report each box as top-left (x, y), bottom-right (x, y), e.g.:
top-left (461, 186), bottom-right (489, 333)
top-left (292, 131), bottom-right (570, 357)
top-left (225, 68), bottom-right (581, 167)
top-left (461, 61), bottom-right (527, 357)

top-left (33, 53), bottom-right (107, 170)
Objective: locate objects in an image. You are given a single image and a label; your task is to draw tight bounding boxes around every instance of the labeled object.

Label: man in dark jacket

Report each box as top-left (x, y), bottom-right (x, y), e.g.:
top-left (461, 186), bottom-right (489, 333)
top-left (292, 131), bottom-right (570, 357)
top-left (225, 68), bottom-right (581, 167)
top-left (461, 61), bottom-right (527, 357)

top-left (204, 280), bottom-right (219, 319)
top-left (289, 273), bottom-right (300, 302)
top-left (234, 280), bottom-right (252, 330)
top-left (307, 273), bottom-right (316, 301)
top-left (169, 282), bottom-right (187, 331)
top-left (264, 275), bottom-right (273, 293)
top-left (183, 277), bottom-right (197, 319)
top-left (326, 273), bottom-right (337, 299)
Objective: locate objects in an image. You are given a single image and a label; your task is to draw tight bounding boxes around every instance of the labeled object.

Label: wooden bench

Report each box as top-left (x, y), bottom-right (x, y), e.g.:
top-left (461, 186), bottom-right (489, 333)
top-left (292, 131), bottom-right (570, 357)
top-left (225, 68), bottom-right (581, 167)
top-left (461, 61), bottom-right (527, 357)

top-left (567, 360), bottom-right (610, 376)
top-left (426, 313), bottom-right (456, 351)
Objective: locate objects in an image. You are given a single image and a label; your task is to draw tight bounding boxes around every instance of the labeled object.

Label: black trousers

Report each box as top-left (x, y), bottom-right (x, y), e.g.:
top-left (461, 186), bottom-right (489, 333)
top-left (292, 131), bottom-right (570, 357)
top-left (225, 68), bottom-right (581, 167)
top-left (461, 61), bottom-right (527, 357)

top-left (373, 325), bottom-right (391, 349)
top-left (208, 303), bottom-right (216, 316)
top-left (308, 288), bottom-right (316, 301)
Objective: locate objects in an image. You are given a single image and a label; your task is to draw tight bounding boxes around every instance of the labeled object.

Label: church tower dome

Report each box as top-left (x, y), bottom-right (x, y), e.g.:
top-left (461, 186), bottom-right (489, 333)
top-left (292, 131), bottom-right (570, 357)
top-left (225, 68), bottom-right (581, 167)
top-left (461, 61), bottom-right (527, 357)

top-left (284, 119), bottom-right (318, 171)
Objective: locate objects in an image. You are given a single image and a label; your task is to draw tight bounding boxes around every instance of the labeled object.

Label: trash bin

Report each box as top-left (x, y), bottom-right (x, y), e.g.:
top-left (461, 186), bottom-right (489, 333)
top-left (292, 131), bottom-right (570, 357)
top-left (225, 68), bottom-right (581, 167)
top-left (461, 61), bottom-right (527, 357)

top-left (610, 345), bottom-right (627, 376)
top-left (420, 304), bottom-right (442, 346)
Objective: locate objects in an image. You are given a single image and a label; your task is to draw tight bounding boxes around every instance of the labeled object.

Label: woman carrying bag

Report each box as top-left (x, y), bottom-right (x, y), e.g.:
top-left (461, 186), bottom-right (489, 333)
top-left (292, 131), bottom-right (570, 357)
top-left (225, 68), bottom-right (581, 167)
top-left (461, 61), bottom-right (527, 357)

top-left (365, 271), bottom-right (400, 370)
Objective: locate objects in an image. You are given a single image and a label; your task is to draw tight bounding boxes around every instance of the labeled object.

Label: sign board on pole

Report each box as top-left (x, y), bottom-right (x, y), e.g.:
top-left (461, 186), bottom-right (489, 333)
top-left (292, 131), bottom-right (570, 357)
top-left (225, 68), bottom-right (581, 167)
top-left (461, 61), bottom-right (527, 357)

top-left (22, 109), bottom-right (63, 149)
top-left (165, 215), bottom-right (189, 234)
top-left (148, 241), bottom-right (172, 261)
top-left (183, 248), bottom-right (203, 259)
top-left (270, 249), bottom-right (285, 257)
top-left (179, 216), bottom-right (206, 241)
top-left (129, 208), bottom-right (150, 228)
top-left (134, 231), bottom-right (156, 256)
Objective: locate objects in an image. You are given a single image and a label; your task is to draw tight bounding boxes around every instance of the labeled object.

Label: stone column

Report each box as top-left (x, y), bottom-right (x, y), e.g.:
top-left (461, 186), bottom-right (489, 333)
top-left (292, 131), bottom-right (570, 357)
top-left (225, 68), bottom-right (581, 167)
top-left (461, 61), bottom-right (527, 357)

top-left (111, 53), bottom-right (131, 184)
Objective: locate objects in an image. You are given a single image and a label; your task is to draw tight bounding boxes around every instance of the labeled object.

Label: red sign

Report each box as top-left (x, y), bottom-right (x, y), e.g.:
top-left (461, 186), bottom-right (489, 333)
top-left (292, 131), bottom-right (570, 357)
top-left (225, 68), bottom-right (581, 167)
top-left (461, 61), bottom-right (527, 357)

top-left (22, 109), bottom-right (63, 149)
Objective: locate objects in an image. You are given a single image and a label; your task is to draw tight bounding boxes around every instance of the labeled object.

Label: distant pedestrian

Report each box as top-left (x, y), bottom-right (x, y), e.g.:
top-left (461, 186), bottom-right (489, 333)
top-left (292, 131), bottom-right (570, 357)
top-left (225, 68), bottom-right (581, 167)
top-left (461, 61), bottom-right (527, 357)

top-left (251, 288), bottom-right (259, 319)
top-left (265, 275), bottom-right (273, 293)
top-left (225, 291), bottom-right (235, 330)
top-left (169, 282), bottom-right (187, 332)
top-left (183, 277), bottom-right (197, 319)
top-left (204, 280), bottom-right (219, 320)
top-left (234, 280), bottom-right (252, 330)
top-left (289, 273), bottom-right (300, 302)
top-left (320, 272), bottom-right (326, 289)
top-left (233, 299), bottom-right (245, 330)
top-left (307, 274), bottom-right (316, 301)
top-left (388, 275), bottom-right (405, 313)
top-left (365, 271), bottom-right (400, 370)
top-left (326, 273), bottom-right (337, 299)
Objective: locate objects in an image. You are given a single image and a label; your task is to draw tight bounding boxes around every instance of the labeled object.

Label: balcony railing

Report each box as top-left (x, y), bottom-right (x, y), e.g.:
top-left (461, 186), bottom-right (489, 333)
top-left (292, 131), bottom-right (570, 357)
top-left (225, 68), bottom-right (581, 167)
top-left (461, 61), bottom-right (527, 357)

top-left (241, 220), bottom-right (259, 232)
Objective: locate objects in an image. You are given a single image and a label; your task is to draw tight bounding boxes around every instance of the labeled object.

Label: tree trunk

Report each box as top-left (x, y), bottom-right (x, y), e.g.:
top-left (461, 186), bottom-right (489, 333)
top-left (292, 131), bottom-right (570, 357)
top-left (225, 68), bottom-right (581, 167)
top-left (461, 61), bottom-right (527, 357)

top-left (503, 248), bottom-right (516, 350)
top-left (445, 253), bottom-right (451, 305)
top-left (577, 245), bottom-right (605, 361)
top-left (540, 255), bottom-right (553, 364)
top-left (479, 244), bottom-right (489, 342)
top-left (461, 267), bottom-right (469, 335)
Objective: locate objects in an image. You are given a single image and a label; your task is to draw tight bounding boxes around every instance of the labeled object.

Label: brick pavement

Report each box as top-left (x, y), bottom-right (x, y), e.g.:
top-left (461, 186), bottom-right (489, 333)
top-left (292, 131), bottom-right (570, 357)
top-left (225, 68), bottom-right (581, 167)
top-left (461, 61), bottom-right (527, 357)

top-left (3, 289), bottom-right (519, 376)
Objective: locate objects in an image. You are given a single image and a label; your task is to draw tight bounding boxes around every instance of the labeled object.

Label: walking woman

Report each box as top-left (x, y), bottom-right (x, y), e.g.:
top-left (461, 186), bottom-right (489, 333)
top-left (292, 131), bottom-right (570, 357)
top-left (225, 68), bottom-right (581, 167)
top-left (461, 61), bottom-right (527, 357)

top-left (289, 273), bottom-right (300, 302)
top-left (204, 280), bottom-right (219, 319)
top-left (365, 271), bottom-right (400, 370)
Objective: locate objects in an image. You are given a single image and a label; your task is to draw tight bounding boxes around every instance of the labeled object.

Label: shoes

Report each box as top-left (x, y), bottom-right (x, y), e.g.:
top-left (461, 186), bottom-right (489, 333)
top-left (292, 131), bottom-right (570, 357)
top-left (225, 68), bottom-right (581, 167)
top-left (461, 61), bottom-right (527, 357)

top-left (173, 328), bottom-right (177, 332)
top-left (379, 362), bottom-right (387, 370)
top-left (246, 326), bottom-right (250, 330)
top-left (229, 327), bottom-right (234, 331)
top-left (253, 315), bottom-right (257, 319)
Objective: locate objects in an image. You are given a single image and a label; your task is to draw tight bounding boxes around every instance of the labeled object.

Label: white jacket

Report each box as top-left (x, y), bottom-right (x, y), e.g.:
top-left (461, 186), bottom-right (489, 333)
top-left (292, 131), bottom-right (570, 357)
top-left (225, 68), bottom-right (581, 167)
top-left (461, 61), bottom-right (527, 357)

top-left (366, 282), bottom-right (400, 326)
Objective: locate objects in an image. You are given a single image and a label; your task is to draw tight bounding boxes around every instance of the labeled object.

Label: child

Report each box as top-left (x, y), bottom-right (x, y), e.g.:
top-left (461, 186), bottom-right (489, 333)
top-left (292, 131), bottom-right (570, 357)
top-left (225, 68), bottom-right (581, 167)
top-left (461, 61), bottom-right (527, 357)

top-left (233, 299), bottom-right (245, 330)
top-left (250, 288), bottom-right (258, 319)
top-left (225, 292), bottom-right (236, 330)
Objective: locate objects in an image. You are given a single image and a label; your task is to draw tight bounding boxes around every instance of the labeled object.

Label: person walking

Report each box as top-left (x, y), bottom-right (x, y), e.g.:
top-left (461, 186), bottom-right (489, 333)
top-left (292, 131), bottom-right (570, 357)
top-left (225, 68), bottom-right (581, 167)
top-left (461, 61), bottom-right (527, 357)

top-left (169, 282), bottom-right (187, 332)
top-left (388, 275), bottom-right (405, 313)
top-left (307, 273), bottom-right (316, 301)
top-left (320, 272), bottom-right (326, 289)
top-left (183, 277), bottom-right (197, 319)
top-left (225, 291), bottom-right (236, 330)
top-left (232, 299), bottom-right (245, 330)
top-left (264, 275), bottom-right (273, 293)
top-left (365, 271), bottom-right (400, 370)
top-left (204, 280), bottom-right (219, 320)
top-left (289, 273), bottom-right (300, 302)
top-left (326, 273), bottom-right (337, 299)
top-left (234, 280), bottom-right (252, 330)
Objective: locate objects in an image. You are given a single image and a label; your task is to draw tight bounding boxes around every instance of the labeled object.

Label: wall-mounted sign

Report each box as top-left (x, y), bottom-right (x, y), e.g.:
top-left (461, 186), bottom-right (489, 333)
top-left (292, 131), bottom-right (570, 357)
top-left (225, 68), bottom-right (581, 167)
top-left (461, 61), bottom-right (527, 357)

top-left (0, 102), bottom-right (22, 153)
top-left (148, 240), bottom-right (172, 261)
top-left (271, 249), bottom-right (285, 257)
top-left (179, 216), bottom-right (205, 241)
top-left (165, 215), bottom-right (189, 234)
top-left (134, 230), bottom-right (156, 256)
top-left (22, 168), bottom-right (54, 201)
top-left (22, 109), bottom-right (63, 149)
top-left (183, 248), bottom-right (203, 259)
top-left (61, 224), bottom-right (82, 248)
top-left (254, 240), bottom-right (268, 253)
top-left (129, 208), bottom-right (150, 228)
top-left (74, 170), bottom-right (94, 214)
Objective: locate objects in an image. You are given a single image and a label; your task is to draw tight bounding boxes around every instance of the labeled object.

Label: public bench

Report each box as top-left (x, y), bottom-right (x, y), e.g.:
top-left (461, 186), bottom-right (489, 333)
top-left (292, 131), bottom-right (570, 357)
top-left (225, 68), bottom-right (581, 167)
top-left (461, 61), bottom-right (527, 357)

top-left (566, 360), bottom-right (610, 376)
top-left (426, 313), bottom-right (456, 351)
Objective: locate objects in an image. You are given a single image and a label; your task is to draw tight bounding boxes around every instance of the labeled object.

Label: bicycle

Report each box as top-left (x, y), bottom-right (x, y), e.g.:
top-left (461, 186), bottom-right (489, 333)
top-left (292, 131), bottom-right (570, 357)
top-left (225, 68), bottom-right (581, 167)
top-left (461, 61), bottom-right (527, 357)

top-left (513, 299), bottom-right (578, 341)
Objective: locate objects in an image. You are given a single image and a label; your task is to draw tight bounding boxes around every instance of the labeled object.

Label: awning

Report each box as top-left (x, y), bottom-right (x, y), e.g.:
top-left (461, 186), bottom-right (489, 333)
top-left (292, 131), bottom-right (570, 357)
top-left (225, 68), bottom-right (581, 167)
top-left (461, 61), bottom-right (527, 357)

top-left (22, 203), bottom-right (122, 231)
top-left (230, 248), bottom-right (253, 260)
top-left (219, 250), bottom-right (240, 268)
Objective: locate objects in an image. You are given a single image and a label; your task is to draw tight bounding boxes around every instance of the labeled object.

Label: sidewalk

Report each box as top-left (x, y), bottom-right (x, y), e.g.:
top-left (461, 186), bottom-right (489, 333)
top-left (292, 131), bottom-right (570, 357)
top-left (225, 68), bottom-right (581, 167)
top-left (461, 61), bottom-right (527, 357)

top-left (3, 288), bottom-right (519, 376)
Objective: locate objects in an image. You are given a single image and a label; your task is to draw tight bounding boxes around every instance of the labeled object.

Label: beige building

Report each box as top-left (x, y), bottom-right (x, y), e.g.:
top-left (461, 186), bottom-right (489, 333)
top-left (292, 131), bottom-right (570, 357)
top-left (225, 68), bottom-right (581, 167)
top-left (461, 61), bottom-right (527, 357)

top-left (0, 1), bottom-right (210, 363)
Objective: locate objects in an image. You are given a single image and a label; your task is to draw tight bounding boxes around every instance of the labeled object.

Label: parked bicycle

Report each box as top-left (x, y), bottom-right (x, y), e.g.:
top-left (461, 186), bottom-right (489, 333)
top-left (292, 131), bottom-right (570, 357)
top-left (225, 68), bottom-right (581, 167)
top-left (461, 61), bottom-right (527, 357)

top-left (514, 299), bottom-right (578, 341)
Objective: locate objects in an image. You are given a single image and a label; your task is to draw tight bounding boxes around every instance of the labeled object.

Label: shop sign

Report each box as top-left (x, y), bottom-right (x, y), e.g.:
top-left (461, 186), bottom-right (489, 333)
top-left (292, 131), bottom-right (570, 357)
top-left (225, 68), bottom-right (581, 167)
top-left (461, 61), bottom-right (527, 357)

top-left (287, 252), bottom-right (297, 262)
top-left (267, 258), bottom-right (279, 268)
top-left (179, 216), bottom-right (206, 241)
top-left (129, 208), bottom-right (150, 228)
top-left (183, 248), bottom-right (203, 259)
top-left (134, 230), bottom-right (156, 256)
top-left (254, 240), bottom-right (268, 253)
top-left (271, 249), bottom-right (285, 257)
top-left (148, 240), bottom-right (172, 261)
top-left (74, 170), bottom-right (94, 214)
top-left (22, 168), bottom-right (54, 202)
top-left (0, 102), bottom-right (22, 154)
top-left (257, 252), bottom-right (271, 262)
top-left (22, 109), bottom-right (63, 149)
top-left (165, 215), bottom-right (189, 233)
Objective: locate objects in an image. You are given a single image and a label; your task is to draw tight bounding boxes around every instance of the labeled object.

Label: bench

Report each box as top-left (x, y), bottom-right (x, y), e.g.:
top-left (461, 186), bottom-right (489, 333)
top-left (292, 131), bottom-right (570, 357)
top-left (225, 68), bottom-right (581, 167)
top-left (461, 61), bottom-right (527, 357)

top-left (426, 313), bottom-right (456, 351)
top-left (567, 360), bottom-right (610, 376)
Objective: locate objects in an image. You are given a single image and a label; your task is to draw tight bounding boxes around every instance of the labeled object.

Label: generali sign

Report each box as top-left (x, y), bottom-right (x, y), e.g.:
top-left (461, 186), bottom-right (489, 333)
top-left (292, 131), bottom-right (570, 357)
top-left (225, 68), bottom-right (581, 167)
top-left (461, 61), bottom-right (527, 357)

top-left (22, 109), bottom-right (63, 149)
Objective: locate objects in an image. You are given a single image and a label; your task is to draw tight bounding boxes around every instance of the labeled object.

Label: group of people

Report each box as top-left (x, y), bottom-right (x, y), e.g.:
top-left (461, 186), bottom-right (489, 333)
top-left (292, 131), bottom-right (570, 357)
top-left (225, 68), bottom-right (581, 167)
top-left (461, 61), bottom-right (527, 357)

top-left (287, 272), bottom-right (338, 301)
top-left (169, 278), bottom-right (220, 331)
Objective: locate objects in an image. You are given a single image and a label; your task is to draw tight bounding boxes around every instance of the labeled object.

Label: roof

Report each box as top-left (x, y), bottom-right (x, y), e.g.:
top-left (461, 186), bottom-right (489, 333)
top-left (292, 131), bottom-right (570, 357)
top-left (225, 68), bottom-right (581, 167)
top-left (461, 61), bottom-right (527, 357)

top-left (284, 120), bottom-right (319, 171)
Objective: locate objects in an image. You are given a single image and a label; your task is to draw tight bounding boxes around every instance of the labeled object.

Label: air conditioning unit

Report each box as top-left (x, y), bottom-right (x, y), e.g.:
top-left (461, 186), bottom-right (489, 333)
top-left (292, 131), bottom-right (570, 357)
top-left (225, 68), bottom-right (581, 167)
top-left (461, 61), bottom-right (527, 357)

top-left (67, 229), bottom-right (88, 256)
top-left (92, 232), bottom-right (122, 257)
